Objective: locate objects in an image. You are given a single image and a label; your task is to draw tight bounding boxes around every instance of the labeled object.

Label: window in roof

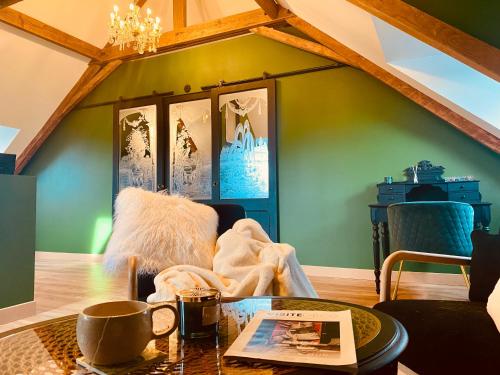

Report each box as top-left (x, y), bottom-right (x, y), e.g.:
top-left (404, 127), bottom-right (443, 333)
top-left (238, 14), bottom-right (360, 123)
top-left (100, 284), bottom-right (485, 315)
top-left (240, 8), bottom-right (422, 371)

top-left (0, 125), bottom-right (20, 153)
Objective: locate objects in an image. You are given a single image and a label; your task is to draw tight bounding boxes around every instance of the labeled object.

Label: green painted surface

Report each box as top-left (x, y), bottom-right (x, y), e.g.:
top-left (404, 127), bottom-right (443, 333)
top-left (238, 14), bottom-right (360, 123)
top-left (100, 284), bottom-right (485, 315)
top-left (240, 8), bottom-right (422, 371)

top-left (0, 175), bottom-right (36, 308)
top-left (404, 0), bottom-right (500, 49)
top-left (25, 106), bottom-right (113, 253)
top-left (24, 35), bottom-right (500, 273)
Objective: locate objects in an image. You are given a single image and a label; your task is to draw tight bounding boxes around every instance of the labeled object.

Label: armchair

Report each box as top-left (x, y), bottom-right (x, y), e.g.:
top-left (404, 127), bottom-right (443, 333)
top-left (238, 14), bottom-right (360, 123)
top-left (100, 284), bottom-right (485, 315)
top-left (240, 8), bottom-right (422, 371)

top-left (128, 204), bottom-right (246, 301)
top-left (374, 230), bottom-right (500, 374)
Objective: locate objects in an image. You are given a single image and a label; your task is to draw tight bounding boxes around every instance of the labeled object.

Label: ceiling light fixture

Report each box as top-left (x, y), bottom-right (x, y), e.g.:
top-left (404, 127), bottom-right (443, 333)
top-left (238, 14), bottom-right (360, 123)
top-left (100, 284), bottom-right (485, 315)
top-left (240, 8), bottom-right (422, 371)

top-left (108, 2), bottom-right (162, 54)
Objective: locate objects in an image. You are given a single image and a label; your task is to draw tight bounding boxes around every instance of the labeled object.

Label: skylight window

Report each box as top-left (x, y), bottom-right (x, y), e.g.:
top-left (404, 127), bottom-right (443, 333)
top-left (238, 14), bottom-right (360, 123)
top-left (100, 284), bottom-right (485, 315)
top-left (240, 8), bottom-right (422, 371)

top-left (0, 125), bottom-right (20, 153)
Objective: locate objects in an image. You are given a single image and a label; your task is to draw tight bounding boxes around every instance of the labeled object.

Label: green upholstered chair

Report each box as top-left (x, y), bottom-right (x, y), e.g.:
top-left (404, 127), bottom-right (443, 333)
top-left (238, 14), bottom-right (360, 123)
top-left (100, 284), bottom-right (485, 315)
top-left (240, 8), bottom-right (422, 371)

top-left (387, 201), bottom-right (474, 298)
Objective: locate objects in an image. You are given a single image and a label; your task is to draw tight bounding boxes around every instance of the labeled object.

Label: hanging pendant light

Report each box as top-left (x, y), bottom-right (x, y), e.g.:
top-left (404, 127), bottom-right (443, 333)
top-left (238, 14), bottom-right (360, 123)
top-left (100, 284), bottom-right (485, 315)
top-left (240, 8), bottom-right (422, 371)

top-left (108, 1), bottom-right (162, 54)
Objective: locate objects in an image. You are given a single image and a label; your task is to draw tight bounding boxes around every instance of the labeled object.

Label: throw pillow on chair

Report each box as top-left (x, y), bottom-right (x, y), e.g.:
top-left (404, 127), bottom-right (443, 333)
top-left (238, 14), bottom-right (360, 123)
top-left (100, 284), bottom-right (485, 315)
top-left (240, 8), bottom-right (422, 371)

top-left (104, 187), bottom-right (218, 274)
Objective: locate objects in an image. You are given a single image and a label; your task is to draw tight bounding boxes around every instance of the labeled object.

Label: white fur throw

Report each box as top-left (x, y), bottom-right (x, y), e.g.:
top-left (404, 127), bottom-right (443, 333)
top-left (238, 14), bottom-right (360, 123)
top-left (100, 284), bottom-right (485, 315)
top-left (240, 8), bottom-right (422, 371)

top-left (104, 188), bottom-right (218, 274)
top-left (487, 278), bottom-right (500, 332)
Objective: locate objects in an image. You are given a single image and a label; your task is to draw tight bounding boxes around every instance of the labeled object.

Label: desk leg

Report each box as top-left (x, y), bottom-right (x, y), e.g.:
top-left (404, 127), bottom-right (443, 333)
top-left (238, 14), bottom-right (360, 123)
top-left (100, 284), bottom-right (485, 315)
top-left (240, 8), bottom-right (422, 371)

top-left (381, 222), bottom-right (390, 259)
top-left (372, 223), bottom-right (381, 294)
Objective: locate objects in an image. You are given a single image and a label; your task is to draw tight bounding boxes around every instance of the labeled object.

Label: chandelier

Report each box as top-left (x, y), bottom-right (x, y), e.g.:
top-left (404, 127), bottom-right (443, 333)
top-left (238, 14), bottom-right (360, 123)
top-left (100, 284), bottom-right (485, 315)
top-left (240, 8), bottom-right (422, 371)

top-left (109, 2), bottom-right (162, 54)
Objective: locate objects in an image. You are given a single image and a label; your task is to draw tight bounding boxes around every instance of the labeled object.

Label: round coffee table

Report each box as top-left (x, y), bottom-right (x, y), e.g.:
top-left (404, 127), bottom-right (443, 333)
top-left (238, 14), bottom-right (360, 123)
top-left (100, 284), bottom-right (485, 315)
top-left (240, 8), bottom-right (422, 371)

top-left (0, 297), bottom-right (407, 374)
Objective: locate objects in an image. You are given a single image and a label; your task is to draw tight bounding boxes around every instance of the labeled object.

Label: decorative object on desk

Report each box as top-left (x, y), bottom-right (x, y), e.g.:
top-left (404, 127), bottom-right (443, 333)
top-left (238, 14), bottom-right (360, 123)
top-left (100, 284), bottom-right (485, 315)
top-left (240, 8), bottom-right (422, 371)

top-left (176, 287), bottom-right (221, 339)
top-left (223, 309), bottom-right (357, 372)
top-left (384, 176), bottom-right (393, 184)
top-left (76, 300), bottom-right (178, 366)
top-left (444, 175), bottom-right (475, 182)
top-left (411, 164), bottom-right (418, 183)
top-left (404, 160), bottom-right (445, 183)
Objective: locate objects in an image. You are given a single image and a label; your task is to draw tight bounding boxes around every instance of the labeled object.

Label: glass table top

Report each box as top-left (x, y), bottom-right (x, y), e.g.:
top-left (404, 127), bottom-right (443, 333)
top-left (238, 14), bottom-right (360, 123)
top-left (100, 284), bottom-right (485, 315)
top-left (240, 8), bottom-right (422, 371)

top-left (0, 297), bottom-right (397, 375)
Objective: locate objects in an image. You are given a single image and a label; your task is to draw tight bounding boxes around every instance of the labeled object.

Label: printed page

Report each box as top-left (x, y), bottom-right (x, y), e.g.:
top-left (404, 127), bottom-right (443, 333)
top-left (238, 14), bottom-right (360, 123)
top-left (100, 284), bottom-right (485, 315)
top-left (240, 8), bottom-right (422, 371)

top-left (224, 310), bottom-right (357, 369)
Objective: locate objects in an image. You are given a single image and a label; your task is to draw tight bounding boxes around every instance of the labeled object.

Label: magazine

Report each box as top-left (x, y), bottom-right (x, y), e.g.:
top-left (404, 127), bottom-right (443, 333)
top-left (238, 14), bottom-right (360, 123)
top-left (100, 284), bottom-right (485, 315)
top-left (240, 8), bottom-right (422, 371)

top-left (223, 309), bottom-right (357, 372)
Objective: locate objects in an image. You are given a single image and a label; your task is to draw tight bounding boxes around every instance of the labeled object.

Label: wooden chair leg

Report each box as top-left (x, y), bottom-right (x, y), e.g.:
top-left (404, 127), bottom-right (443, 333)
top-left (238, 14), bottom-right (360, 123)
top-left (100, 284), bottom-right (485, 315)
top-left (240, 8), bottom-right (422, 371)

top-left (460, 265), bottom-right (470, 288)
top-left (128, 256), bottom-right (138, 301)
top-left (392, 260), bottom-right (404, 300)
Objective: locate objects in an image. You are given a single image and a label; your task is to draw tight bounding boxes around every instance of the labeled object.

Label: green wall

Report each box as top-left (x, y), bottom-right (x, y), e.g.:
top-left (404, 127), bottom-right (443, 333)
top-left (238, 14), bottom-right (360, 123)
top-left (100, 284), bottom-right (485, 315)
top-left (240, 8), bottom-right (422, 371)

top-left (24, 34), bottom-right (500, 270)
top-left (0, 175), bottom-right (36, 308)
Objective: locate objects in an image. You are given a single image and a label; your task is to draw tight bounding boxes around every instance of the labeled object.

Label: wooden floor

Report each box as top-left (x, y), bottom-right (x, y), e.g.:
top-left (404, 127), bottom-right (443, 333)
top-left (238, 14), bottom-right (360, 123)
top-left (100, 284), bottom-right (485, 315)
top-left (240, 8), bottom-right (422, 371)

top-left (0, 255), bottom-right (468, 334)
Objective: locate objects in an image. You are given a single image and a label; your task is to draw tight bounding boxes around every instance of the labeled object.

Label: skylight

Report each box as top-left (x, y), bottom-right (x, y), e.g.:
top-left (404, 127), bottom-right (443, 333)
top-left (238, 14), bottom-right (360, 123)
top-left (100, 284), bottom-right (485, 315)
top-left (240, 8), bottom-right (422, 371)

top-left (0, 125), bottom-right (20, 153)
top-left (374, 18), bottom-right (500, 137)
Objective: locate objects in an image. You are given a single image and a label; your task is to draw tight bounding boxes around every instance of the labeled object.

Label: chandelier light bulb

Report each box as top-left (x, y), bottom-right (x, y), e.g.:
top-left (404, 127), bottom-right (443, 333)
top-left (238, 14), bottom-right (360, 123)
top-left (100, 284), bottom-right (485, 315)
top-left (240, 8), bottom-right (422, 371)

top-left (155, 17), bottom-right (160, 24)
top-left (147, 8), bottom-right (152, 16)
top-left (113, 5), bottom-right (119, 13)
top-left (129, 3), bottom-right (135, 11)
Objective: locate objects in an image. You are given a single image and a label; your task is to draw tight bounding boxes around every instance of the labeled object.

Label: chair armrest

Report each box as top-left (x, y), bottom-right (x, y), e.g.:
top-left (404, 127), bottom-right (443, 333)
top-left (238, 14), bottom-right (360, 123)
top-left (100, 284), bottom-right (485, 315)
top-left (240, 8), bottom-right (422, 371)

top-left (128, 256), bottom-right (138, 301)
top-left (380, 250), bottom-right (471, 303)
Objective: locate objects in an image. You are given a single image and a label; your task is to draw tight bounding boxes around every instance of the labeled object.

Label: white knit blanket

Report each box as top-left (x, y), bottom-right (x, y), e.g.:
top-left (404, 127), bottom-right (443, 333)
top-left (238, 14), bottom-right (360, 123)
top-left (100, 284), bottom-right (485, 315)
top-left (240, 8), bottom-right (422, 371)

top-left (147, 219), bottom-right (318, 302)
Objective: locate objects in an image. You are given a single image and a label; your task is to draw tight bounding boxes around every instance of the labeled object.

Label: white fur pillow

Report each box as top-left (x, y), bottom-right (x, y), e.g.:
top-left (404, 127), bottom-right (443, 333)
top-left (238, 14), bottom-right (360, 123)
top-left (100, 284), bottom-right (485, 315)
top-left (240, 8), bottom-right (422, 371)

top-left (487, 278), bottom-right (500, 332)
top-left (104, 188), bottom-right (218, 274)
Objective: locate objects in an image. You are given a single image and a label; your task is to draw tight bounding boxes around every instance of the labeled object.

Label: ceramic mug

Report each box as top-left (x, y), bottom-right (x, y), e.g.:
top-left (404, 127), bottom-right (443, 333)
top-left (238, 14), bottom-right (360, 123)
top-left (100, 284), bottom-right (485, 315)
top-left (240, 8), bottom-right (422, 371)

top-left (76, 300), bottom-right (179, 365)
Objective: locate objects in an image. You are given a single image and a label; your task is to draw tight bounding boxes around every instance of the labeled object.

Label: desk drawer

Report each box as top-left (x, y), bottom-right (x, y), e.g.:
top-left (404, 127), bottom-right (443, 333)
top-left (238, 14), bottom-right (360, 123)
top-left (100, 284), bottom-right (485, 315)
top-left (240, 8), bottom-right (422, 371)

top-left (378, 184), bottom-right (405, 194)
top-left (449, 191), bottom-right (481, 203)
top-left (448, 181), bottom-right (479, 192)
top-left (378, 193), bottom-right (405, 204)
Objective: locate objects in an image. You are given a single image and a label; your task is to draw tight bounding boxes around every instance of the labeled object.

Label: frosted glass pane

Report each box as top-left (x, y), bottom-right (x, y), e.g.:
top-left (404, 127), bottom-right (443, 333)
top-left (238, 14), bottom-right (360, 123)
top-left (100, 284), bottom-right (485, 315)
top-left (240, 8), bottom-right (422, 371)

top-left (219, 88), bottom-right (269, 199)
top-left (169, 98), bottom-right (212, 200)
top-left (118, 105), bottom-right (157, 191)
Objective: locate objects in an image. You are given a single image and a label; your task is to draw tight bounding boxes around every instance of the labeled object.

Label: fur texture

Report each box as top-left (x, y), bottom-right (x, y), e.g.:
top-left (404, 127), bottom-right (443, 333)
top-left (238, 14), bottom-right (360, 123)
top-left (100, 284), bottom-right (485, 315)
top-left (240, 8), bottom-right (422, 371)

top-left (104, 188), bottom-right (218, 274)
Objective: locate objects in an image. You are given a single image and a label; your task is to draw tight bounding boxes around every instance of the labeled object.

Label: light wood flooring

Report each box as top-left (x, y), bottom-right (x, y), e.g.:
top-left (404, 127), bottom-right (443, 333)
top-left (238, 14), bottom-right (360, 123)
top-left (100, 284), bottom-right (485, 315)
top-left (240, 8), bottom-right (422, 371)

top-left (0, 255), bottom-right (468, 334)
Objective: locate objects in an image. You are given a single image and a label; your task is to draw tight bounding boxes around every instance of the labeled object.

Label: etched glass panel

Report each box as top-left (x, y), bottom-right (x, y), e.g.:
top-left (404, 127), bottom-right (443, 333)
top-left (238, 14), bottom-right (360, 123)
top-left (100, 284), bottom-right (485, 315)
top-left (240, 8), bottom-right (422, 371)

top-left (169, 99), bottom-right (212, 199)
top-left (219, 88), bottom-right (269, 199)
top-left (118, 105), bottom-right (157, 191)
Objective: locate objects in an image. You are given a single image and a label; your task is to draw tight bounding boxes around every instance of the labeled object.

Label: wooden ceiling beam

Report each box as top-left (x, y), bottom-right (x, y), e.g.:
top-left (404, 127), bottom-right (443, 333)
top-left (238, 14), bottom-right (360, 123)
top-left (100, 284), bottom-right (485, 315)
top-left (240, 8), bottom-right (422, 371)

top-left (347, 0), bottom-right (500, 82)
top-left (250, 26), bottom-right (352, 66)
top-left (287, 16), bottom-right (500, 153)
top-left (0, 7), bottom-right (102, 60)
top-left (0, 0), bottom-right (22, 9)
top-left (99, 8), bottom-right (292, 62)
top-left (254, 0), bottom-right (279, 19)
top-left (14, 0), bottom-right (150, 173)
top-left (173, 0), bottom-right (187, 29)
top-left (15, 61), bottom-right (122, 173)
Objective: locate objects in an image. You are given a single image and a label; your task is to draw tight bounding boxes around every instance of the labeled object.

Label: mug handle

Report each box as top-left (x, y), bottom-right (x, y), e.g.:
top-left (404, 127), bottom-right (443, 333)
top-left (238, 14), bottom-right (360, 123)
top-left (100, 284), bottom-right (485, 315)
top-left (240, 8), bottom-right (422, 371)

top-left (150, 303), bottom-right (179, 340)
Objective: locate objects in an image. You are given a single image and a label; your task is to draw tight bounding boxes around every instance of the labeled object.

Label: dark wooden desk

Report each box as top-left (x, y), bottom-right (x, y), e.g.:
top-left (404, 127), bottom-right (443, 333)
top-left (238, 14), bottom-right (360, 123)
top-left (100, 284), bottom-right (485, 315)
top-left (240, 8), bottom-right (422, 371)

top-left (369, 180), bottom-right (492, 293)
